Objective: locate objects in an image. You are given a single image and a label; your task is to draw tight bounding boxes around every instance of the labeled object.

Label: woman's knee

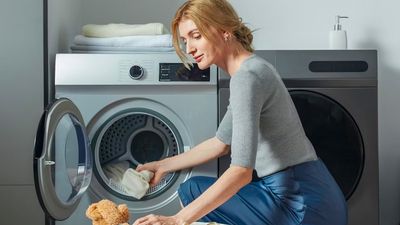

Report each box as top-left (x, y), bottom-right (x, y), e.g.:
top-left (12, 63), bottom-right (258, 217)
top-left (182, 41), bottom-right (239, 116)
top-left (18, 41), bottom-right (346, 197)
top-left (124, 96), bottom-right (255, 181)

top-left (178, 176), bottom-right (214, 206)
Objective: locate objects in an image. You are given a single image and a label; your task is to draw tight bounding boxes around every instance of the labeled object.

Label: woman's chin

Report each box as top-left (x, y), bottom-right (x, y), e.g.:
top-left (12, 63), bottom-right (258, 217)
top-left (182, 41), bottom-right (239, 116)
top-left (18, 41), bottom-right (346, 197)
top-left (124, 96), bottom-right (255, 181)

top-left (197, 62), bottom-right (211, 70)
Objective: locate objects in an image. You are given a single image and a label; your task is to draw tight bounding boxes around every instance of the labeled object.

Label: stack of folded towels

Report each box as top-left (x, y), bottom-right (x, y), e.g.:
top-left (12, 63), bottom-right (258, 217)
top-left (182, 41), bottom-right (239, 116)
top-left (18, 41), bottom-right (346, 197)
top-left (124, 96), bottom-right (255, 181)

top-left (70, 23), bottom-right (174, 53)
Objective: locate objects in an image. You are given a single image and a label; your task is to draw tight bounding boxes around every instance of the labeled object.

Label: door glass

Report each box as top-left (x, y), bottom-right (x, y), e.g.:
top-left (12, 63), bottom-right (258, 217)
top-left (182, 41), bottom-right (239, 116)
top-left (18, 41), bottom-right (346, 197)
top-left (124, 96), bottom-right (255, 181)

top-left (52, 113), bottom-right (91, 203)
top-left (290, 90), bottom-right (364, 200)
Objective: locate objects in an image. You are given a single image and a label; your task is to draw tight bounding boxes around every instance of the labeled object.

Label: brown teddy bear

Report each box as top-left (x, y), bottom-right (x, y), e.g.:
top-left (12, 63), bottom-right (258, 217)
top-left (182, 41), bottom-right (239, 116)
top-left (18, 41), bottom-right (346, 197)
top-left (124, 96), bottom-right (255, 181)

top-left (86, 199), bottom-right (130, 225)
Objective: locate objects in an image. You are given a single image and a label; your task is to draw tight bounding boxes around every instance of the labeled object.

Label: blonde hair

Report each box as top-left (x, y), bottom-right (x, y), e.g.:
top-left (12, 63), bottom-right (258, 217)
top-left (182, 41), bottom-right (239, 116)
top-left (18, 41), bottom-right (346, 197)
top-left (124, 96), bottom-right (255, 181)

top-left (171, 0), bottom-right (254, 65)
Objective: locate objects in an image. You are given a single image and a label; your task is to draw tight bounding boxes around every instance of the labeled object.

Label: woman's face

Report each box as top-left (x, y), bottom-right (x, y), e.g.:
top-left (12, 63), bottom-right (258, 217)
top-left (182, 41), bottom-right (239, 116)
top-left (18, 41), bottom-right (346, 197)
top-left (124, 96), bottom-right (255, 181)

top-left (178, 19), bottom-right (224, 70)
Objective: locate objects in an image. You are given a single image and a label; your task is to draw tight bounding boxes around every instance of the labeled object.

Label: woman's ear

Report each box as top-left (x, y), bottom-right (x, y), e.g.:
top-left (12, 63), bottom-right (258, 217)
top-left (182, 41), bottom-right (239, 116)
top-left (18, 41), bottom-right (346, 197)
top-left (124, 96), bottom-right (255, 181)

top-left (223, 31), bottom-right (230, 41)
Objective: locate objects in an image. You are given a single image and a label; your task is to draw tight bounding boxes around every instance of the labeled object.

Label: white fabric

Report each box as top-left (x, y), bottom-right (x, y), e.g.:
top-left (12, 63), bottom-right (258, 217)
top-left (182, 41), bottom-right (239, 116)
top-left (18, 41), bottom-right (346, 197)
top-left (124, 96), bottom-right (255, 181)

top-left (70, 45), bottom-right (174, 53)
top-left (103, 161), bottom-right (130, 183)
top-left (73, 34), bottom-right (172, 47)
top-left (121, 169), bottom-right (154, 199)
top-left (82, 23), bottom-right (169, 37)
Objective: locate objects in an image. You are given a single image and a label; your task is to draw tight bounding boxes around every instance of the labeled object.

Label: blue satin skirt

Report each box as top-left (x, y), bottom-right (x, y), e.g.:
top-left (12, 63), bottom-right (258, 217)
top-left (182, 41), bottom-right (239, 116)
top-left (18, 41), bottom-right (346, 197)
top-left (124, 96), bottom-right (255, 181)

top-left (178, 159), bottom-right (347, 225)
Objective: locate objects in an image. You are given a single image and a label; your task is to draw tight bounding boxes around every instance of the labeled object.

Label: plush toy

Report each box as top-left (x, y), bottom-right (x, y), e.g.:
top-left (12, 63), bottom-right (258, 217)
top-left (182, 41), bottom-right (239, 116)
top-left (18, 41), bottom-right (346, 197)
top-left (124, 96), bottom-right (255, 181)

top-left (86, 199), bottom-right (130, 225)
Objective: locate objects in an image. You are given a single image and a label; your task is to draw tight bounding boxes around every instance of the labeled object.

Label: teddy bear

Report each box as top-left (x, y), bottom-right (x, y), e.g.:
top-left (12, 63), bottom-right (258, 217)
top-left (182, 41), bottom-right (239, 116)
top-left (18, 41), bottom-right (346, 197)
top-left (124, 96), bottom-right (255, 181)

top-left (86, 199), bottom-right (130, 225)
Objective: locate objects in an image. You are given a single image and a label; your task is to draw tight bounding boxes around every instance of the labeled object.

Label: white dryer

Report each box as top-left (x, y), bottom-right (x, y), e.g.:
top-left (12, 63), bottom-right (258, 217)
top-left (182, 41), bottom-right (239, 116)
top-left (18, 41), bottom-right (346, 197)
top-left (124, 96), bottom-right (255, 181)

top-left (33, 53), bottom-right (218, 224)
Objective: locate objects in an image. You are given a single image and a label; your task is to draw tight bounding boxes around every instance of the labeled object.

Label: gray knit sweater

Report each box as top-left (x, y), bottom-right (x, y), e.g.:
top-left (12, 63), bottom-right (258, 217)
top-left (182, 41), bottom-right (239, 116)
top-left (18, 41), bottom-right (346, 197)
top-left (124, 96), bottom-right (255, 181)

top-left (216, 54), bottom-right (317, 177)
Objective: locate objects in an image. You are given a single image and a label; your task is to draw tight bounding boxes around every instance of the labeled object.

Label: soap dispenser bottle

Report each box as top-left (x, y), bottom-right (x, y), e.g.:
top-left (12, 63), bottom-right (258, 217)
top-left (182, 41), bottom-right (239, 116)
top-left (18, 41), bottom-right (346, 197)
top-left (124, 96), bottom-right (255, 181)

top-left (329, 15), bottom-right (349, 49)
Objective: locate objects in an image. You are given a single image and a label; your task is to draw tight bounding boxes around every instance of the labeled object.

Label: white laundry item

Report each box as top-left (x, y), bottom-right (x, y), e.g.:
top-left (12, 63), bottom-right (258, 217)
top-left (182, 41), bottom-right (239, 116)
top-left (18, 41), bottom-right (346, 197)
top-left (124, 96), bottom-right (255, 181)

top-left (73, 34), bottom-right (172, 47)
top-left (69, 45), bottom-right (174, 53)
top-left (103, 161), bottom-right (130, 183)
top-left (121, 169), bottom-right (154, 199)
top-left (82, 23), bottom-right (169, 38)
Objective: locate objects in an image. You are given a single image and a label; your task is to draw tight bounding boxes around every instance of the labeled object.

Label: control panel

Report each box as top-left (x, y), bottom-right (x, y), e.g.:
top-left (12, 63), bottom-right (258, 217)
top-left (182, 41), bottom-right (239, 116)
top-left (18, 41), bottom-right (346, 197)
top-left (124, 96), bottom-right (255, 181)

top-left (159, 63), bottom-right (210, 82)
top-left (55, 53), bottom-right (217, 85)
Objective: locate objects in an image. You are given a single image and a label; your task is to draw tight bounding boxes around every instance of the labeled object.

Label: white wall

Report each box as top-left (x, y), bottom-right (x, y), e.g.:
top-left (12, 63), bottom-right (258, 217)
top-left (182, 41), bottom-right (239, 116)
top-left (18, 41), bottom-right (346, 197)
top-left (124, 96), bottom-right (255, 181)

top-left (48, 0), bottom-right (84, 93)
top-left (82, 0), bottom-right (186, 27)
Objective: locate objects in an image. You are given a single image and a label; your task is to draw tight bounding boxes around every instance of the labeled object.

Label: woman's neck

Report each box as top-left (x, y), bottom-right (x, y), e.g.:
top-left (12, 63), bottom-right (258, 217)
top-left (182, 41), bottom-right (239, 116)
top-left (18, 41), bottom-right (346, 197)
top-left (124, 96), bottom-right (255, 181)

top-left (217, 47), bottom-right (252, 76)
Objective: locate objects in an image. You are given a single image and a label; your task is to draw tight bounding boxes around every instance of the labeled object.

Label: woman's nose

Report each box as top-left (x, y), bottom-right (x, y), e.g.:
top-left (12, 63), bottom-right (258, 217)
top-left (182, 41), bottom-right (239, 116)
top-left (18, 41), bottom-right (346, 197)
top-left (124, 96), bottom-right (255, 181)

top-left (186, 42), bottom-right (195, 55)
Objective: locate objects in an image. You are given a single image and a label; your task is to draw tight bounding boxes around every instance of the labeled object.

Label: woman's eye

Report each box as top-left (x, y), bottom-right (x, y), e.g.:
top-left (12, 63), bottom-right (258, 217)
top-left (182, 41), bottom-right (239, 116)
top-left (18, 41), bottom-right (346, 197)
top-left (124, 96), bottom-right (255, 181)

top-left (193, 34), bottom-right (201, 39)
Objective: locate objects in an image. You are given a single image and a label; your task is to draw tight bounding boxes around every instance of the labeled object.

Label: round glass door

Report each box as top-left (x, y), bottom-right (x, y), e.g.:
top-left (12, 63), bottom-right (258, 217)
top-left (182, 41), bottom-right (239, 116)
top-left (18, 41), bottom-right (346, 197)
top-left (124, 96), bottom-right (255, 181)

top-left (33, 98), bottom-right (92, 220)
top-left (290, 90), bottom-right (364, 200)
top-left (91, 109), bottom-right (183, 200)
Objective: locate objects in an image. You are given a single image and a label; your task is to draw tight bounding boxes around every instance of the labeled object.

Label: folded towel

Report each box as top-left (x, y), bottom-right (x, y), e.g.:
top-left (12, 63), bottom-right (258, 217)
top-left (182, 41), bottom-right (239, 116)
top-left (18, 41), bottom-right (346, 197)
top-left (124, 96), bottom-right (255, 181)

top-left (73, 34), bottom-right (172, 47)
top-left (121, 169), bottom-right (154, 199)
top-left (82, 23), bottom-right (169, 38)
top-left (70, 45), bottom-right (174, 53)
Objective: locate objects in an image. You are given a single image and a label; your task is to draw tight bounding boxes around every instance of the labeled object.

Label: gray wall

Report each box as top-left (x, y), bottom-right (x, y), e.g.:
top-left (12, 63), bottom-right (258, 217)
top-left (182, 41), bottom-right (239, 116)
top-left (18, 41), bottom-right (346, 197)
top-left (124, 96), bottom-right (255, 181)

top-left (0, 0), bottom-right (85, 223)
top-left (0, 0), bottom-right (44, 224)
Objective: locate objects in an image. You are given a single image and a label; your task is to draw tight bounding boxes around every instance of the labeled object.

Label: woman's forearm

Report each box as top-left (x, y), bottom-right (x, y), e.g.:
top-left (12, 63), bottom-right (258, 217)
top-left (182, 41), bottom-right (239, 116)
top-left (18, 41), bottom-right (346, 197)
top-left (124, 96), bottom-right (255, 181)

top-left (159, 136), bottom-right (230, 173)
top-left (175, 165), bottom-right (253, 223)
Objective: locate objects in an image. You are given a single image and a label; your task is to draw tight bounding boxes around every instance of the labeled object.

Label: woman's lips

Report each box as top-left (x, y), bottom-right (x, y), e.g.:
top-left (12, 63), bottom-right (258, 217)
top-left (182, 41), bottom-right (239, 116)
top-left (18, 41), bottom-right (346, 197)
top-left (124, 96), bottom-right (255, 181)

top-left (194, 54), bottom-right (203, 63)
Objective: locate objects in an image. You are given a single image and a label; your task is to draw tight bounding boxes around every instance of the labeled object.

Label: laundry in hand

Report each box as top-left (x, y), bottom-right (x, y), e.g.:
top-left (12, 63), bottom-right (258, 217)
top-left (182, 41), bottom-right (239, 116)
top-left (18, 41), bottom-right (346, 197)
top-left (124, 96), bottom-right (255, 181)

top-left (103, 161), bottom-right (130, 183)
top-left (121, 169), bottom-right (154, 199)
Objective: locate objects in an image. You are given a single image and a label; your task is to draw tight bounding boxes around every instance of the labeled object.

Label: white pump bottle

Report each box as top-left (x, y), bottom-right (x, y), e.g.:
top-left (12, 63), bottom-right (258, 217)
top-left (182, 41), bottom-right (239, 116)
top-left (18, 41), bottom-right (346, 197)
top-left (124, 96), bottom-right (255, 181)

top-left (329, 15), bottom-right (349, 49)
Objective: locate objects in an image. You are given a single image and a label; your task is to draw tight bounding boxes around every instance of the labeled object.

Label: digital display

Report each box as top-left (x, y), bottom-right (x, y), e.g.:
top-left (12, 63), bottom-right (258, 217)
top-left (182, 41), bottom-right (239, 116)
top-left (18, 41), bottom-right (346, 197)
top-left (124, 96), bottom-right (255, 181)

top-left (159, 63), bottom-right (210, 82)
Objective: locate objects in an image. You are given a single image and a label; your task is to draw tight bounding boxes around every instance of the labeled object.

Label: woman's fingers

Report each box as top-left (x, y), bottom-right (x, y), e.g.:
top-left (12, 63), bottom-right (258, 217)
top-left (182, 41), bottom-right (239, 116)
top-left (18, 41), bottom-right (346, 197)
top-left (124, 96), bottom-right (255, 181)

top-left (136, 164), bottom-right (145, 172)
top-left (136, 162), bottom-right (157, 172)
top-left (135, 161), bottom-right (166, 186)
top-left (133, 214), bottom-right (151, 225)
top-left (133, 214), bottom-right (164, 225)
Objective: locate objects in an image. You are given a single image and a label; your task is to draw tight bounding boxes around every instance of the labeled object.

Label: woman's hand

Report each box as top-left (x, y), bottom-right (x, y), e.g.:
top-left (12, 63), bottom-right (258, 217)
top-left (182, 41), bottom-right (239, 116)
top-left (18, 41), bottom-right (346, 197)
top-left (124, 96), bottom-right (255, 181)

top-left (133, 214), bottom-right (186, 225)
top-left (136, 161), bottom-right (166, 186)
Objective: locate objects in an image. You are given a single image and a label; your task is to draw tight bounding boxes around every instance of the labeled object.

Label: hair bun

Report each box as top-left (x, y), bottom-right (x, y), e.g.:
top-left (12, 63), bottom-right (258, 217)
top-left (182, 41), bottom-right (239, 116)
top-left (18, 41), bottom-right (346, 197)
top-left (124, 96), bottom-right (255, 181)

top-left (234, 23), bottom-right (253, 52)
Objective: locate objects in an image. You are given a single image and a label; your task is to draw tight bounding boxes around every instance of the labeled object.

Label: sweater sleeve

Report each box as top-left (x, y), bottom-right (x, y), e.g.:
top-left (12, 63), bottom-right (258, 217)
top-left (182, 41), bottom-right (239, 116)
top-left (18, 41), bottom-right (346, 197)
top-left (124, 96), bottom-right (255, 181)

top-left (229, 72), bottom-right (265, 169)
top-left (216, 105), bottom-right (232, 145)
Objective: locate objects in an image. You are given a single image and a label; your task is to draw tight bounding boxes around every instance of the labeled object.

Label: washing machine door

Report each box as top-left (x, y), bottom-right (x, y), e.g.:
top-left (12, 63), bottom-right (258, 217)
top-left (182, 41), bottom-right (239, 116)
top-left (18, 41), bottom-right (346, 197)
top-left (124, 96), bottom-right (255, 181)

top-left (289, 90), bottom-right (364, 200)
top-left (33, 98), bottom-right (93, 220)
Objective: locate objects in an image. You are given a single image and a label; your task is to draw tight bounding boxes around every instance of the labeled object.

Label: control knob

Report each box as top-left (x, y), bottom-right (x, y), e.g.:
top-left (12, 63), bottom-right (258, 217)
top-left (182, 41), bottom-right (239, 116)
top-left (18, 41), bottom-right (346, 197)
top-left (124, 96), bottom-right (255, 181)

top-left (129, 65), bottom-right (144, 80)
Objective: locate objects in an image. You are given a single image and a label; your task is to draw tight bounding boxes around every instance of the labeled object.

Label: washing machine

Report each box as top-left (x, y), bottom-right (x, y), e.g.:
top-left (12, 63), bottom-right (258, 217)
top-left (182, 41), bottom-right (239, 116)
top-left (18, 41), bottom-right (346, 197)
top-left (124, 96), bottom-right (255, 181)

top-left (218, 50), bottom-right (378, 225)
top-left (33, 52), bottom-right (218, 224)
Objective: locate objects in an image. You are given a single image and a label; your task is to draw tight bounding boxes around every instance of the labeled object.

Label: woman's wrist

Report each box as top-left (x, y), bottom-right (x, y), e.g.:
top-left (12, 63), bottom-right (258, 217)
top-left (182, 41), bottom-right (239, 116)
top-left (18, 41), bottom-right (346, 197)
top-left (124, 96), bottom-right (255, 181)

top-left (173, 214), bottom-right (190, 225)
top-left (157, 158), bottom-right (173, 173)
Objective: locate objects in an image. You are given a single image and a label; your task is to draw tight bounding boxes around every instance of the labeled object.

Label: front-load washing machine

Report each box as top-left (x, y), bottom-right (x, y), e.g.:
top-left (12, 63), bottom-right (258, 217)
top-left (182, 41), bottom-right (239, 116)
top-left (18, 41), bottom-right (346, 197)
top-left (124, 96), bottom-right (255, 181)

top-left (218, 50), bottom-right (378, 225)
top-left (33, 52), bottom-right (218, 224)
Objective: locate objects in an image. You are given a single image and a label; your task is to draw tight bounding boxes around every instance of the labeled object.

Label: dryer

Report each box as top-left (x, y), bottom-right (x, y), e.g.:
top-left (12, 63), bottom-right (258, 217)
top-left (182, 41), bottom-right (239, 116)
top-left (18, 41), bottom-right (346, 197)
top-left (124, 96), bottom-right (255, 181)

top-left (218, 50), bottom-right (378, 225)
top-left (33, 52), bottom-right (218, 224)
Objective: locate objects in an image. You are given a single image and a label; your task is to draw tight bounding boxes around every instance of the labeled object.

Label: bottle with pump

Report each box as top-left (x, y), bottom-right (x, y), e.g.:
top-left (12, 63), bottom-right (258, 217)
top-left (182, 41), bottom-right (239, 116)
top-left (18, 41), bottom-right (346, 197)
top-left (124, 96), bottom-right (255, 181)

top-left (329, 15), bottom-right (349, 49)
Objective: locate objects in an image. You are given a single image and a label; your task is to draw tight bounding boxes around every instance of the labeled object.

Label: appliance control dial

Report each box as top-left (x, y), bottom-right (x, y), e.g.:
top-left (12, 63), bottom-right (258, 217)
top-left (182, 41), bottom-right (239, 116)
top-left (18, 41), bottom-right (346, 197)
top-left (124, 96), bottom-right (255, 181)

top-left (129, 65), bottom-right (144, 80)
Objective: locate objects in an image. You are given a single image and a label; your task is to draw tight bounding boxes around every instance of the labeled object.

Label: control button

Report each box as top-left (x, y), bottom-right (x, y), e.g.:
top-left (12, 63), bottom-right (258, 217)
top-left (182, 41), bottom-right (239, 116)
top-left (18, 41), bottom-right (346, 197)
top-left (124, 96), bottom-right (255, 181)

top-left (129, 65), bottom-right (144, 80)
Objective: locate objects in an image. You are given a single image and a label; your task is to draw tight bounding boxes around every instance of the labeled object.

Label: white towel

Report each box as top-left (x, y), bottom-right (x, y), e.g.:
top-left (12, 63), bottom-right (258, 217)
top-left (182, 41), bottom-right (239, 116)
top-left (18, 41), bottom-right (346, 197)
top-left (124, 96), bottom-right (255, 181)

top-left (82, 23), bottom-right (169, 38)
top-left (73, 34), bottom-right (172, 48)
top-left (121, 169), bottom-right (154, 199)
top-left (103, 161), bottom-right (130, 183)
top-left (70, 45), bottom-right (174, 53)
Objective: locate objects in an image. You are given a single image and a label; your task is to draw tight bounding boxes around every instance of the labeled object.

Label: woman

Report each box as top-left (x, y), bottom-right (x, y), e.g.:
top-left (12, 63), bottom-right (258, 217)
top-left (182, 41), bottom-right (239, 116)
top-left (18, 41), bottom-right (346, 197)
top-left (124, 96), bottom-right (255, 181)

top-left (133, 0), bottom-right (347, 224)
